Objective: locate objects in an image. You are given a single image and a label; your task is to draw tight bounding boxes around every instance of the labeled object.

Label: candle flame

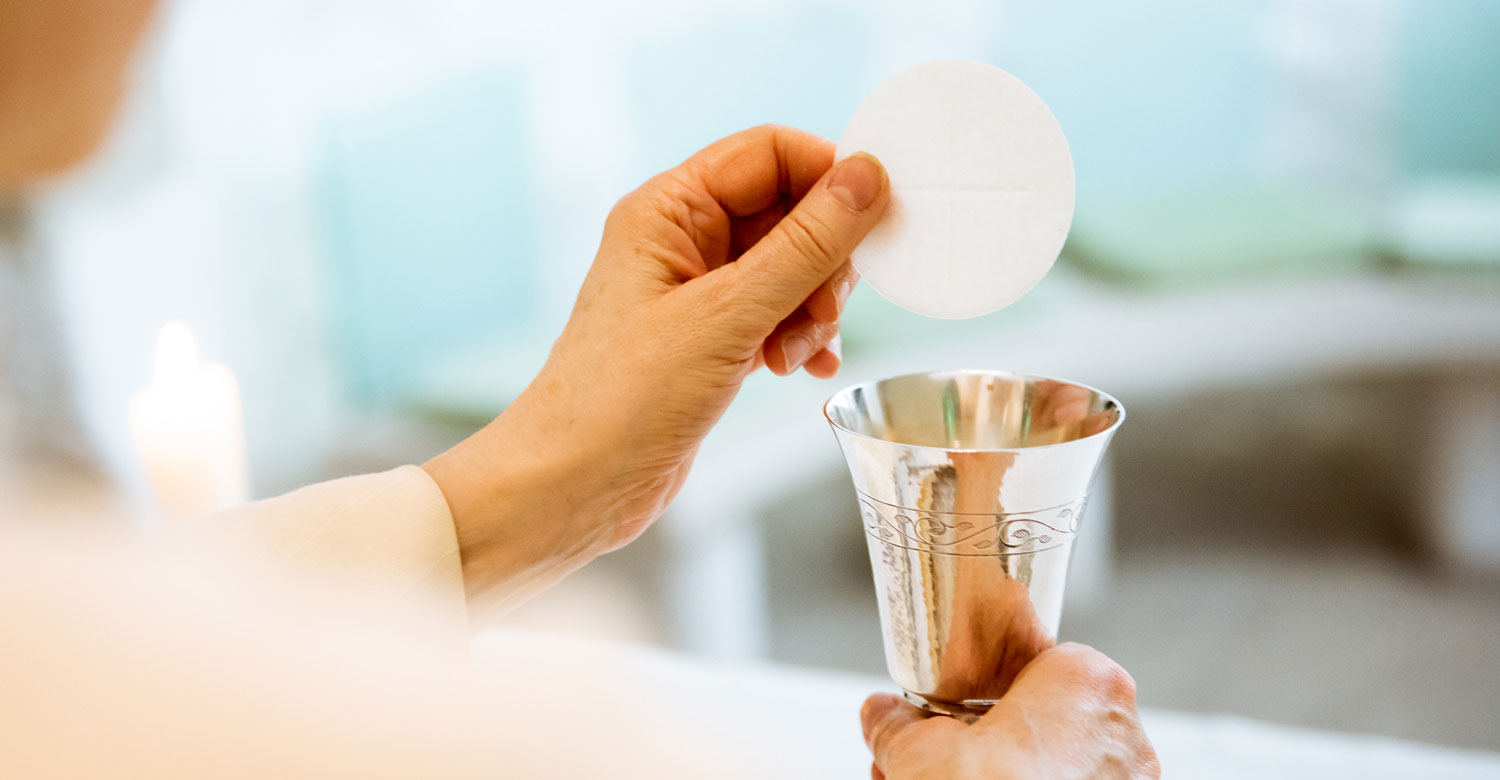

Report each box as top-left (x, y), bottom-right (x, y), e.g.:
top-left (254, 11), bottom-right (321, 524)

top-left (154, 321), bottom-right (200, 386)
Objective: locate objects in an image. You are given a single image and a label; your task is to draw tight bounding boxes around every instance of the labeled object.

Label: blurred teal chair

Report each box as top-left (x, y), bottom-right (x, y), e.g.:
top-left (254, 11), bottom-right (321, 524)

top-left (316, 68), bottom-right (540, 408)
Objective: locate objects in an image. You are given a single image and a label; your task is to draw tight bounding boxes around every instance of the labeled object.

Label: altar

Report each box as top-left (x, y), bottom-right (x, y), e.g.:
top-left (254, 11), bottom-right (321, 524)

top-left (473, 629), bottom-right (1500, 779)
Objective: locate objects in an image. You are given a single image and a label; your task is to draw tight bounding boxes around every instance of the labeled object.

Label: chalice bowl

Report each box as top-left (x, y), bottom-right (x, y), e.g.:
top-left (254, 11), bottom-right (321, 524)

top-left (825, 370), bottom-right (1124, 722)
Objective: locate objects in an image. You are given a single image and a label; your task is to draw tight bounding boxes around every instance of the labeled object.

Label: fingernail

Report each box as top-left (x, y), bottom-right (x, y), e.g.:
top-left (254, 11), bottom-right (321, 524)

top-left (827, 152), bottom-right (883, 212)
top-left (828, 334), bottom-right (842, 360)
top-left (834, 279), bottom-right (853, 313)
top-left (781, 334), bottom-right (814, 371)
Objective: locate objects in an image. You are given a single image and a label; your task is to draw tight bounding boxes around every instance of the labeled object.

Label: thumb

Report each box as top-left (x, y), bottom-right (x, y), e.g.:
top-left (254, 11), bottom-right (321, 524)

top-left (717, 152), bottom-right (889, 323)
top-left (861, 693), bottom-right (962, 770)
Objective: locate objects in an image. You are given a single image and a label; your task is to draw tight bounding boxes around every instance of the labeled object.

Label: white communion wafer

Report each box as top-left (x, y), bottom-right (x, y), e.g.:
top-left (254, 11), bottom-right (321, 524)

top-left (837, 60), bottom-right (1075, 319)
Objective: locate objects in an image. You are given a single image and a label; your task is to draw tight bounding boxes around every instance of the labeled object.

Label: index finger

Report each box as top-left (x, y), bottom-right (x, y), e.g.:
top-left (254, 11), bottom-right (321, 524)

top-left (679, 124), bottom-right (835, 217)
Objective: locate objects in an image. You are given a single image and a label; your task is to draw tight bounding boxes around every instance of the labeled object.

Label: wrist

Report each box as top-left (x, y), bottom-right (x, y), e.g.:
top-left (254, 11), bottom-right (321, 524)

top-left (422, 384), bottom-right (618, 614)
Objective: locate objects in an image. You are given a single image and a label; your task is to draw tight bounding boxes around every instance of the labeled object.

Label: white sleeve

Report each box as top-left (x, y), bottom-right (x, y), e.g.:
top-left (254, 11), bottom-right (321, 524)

top-left (194, 465), bottom-right (468, 637)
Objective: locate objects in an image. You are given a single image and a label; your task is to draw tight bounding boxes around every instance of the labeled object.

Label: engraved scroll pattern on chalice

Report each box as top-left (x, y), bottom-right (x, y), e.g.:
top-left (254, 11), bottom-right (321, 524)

top-left (858, 498), bottom-right (1081, 555)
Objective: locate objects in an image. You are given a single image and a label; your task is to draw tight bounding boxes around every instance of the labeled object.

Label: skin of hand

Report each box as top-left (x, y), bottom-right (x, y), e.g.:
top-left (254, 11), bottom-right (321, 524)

top-left (423, 125), bottom-right (889, 615)
top-left (860, 643), bottom-right (1161, 780)
top-left (0, 0), bottom-right (158, 191)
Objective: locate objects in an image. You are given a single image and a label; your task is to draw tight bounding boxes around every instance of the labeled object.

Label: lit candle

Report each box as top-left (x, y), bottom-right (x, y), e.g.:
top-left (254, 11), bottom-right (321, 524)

top-left (128, 322), bottom-right (250, 523)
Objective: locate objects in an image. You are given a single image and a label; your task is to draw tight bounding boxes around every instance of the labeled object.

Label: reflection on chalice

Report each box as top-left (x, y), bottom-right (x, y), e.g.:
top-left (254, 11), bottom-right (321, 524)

top-left (825, 370), bottom-right (1123, 721)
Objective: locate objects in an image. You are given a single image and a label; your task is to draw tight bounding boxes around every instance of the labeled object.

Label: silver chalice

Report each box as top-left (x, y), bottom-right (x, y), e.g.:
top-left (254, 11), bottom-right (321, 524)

top-left (825, 369), bottom-right (1123, 721)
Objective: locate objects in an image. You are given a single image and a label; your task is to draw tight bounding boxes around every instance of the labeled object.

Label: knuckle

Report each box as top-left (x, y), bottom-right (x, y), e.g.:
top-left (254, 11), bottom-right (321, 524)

top-left (605, 193), bottom-right (631, 223)
top-left (780, 210), bottom-right (842, 265)
top-left (613, 170), bottom-right (688, 220)
top-left (1098, 661), bottom-right (1138, 702)
top-left (1051, 641), bottom-right (1106, 672)
top-left (1103, 701), bottom-right (1137, 727)
top-left (1052, 643), bottom-right (1136, 700)
top-left (606, 189), bottom-right (646, 227)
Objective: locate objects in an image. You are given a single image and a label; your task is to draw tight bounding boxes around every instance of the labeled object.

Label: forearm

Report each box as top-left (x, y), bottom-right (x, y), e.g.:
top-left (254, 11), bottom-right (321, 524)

top-left (421, 378), bottom-right (623, 620)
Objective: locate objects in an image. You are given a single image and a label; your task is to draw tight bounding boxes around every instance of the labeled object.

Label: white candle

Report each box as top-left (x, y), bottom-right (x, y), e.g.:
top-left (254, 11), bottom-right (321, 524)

top-left (128, 322), bottom-right (250, 523)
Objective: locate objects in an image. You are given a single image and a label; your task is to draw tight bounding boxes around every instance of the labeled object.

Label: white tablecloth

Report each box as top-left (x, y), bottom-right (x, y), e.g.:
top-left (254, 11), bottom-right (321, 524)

top-left (473, 630), bottom-right (1500, 779)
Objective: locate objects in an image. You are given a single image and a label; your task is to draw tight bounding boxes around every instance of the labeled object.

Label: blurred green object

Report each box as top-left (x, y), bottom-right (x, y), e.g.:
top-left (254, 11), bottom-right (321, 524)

top-left (316, 68), bottom-right (539, 406)
top-left (1067, 185), bottom-right (1378, 284)
top-left (1389, 177), bottom-right (1500, 269)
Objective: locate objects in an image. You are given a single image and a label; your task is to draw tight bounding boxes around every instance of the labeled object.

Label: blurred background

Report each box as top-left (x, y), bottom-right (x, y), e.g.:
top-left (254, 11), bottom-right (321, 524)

top-left (2, 0), bottom-right (1498, 754)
